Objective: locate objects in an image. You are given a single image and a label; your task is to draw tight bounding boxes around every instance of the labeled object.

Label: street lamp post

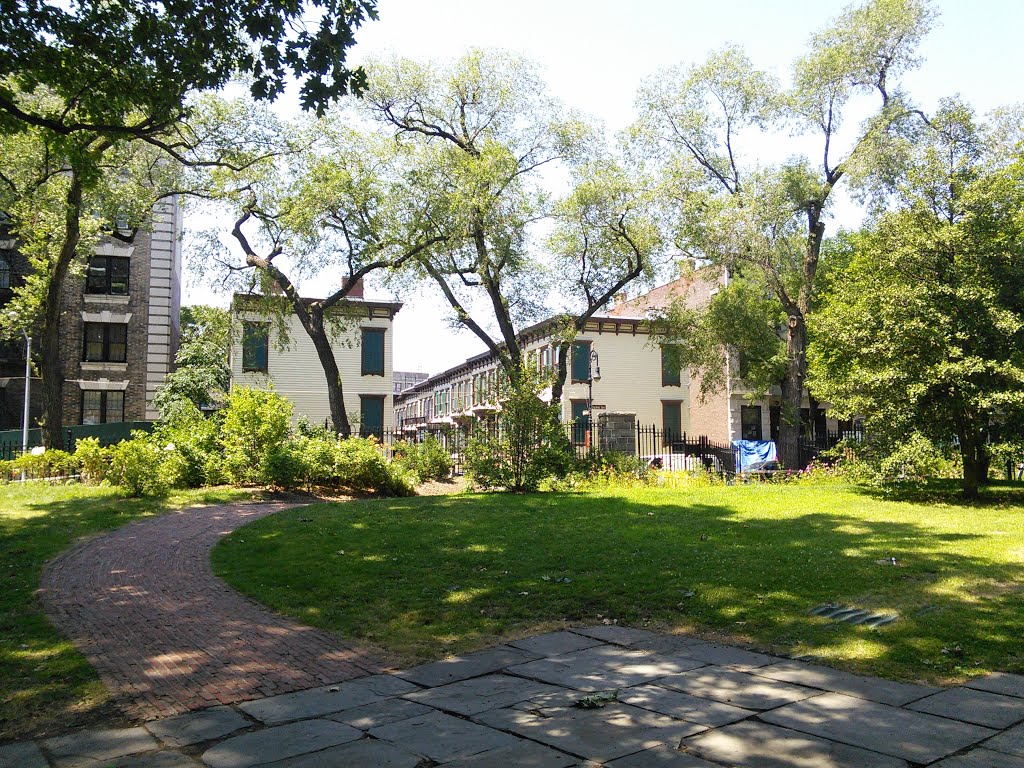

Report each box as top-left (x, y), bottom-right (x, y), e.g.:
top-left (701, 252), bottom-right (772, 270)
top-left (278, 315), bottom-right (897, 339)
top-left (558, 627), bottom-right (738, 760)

top-left (8, 311), bottom-right (30, 482)
top-left (587, 348), bottom-right (601, 449)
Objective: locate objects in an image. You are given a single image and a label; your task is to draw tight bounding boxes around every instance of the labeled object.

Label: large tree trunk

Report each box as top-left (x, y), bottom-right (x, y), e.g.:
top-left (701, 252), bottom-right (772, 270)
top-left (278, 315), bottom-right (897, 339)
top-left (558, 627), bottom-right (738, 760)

top-left (41, 172), bottom-right (83, 448)
top-left (778, 314), bottom-right (808, 470)
top-left (304, 309), bottom-right (350, 437)
top-left (958, 429), bottom-right (988, 500)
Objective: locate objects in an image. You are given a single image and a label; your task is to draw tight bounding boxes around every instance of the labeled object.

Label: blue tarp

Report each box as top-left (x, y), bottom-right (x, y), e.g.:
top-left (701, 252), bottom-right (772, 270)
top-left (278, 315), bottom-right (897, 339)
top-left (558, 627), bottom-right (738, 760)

top-left (732, 440), bottom-right (777, 471)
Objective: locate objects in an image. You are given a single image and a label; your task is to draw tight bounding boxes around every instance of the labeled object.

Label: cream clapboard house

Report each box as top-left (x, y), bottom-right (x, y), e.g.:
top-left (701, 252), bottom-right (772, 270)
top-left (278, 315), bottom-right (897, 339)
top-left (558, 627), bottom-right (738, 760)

top-left (394, 270), bottom-right (854, 445)
top-left (230, 290), bottom-right (402, 434)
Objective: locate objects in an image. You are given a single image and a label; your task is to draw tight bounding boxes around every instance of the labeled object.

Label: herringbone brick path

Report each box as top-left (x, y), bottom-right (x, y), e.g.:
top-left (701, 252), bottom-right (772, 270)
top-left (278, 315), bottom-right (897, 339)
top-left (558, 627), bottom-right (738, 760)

top-left (39, 501), bottom-right (382, 721)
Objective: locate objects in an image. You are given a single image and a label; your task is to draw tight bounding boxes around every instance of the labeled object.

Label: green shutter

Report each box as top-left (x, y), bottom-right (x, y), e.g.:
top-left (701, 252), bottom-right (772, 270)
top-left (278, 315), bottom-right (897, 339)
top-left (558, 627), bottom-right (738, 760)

top-left (361, 328), bottom-right (385, 376)
top-left (360, 396), bottom-right (384, 437)
top-left (571, 400), bottom-right (589, 445)
top-left (661, 346), bottom-right (681, 386)
top-left (571, 342), bottom-right (590, 382)
top-left (663, 402), bottom-right (682, 440)
top-left (242, 323), bottom-right (268, 372)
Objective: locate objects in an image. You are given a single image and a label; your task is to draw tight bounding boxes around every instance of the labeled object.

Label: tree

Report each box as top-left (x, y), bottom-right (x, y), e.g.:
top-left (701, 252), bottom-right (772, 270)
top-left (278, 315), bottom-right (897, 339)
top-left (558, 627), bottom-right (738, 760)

top-left (153, 305), bottom-right (232, 417)
top-left (363, 49), bottom-right (661, 397)
top-left (201, 107), bottom-right (447, 435)
top-left (635, 0), bottom-right (933, 468)
top-left (808, 101), bottom-right (1024, 498)
top-left (2, 0), bottom-right (377, 138)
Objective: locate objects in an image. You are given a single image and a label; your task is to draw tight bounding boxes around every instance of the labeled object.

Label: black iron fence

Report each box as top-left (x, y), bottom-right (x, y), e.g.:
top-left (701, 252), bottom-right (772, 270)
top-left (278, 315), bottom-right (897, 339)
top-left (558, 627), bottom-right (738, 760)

top-left (798, 428), bottom-right (865, 469)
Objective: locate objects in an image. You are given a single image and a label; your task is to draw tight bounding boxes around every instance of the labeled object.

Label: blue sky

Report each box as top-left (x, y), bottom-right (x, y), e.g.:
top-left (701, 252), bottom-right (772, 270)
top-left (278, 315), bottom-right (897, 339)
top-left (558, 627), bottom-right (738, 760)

top-left (186, 0), bottom-right (1023, 374)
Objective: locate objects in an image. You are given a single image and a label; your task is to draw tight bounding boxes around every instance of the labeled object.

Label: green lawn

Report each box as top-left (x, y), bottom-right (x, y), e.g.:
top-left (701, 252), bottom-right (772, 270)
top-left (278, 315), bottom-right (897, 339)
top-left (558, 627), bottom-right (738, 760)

top-left (214, 481), bottom-right (1024, 685)
top-left (0, 482), bottom-right (259, 741)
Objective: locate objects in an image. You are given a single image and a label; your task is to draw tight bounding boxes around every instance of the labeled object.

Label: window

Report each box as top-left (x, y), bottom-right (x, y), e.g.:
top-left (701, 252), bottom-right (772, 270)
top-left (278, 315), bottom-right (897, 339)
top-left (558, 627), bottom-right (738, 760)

top-left (662, 401), bottom-right (682, 444)
top-left (361, 327), bottom-right (385, 376)
top-left (571, 341), bottom-right (592, 383)
top-left (0, 252), bottom-right (10, 290)
top-left (241, 322), bottom-right (269, 372)
top-left (83, 323), bottom-right (127, 362)
top-left (571, 400), bottom-right (589, 446)
top-left (542, 346), bottom-right (552, 373)
top-left (360, 395), bottom-right (385, 437)
top-left (741, 405), bottom-right (763, 441)
top-left (661, 345), bottom-right (681, 387)
top-left (85, 256), bottom-right (130, 295)
top-left (81, 390), bottom-right (124, 425)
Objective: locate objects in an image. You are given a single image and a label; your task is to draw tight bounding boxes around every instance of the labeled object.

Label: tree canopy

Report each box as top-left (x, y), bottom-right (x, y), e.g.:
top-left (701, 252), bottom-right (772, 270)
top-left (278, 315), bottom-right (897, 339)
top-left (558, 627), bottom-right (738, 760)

top-left (809, 101), bottom-right (1024, 497)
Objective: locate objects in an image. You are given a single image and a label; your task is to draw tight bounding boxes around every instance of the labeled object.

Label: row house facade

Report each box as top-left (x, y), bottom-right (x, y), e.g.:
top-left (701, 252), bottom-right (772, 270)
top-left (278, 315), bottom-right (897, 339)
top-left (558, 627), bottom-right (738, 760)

top-left (230, 289), bottom-right (403, 435)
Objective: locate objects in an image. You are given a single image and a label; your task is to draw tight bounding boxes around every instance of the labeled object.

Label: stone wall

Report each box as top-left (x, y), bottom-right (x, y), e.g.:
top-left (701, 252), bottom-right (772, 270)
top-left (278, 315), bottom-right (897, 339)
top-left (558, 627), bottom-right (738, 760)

top-left (598, 411), bottom-right (636, 455)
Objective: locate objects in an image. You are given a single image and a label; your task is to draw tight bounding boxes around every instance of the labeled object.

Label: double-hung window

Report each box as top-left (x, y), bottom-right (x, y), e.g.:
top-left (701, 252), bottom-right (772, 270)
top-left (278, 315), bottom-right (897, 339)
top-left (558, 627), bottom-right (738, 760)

top-left (81, 390), bottom-right (125, 424)
top-left (241, 322), bottom-right (269, 372)
top-left (86, 256), bottom-right (130, 295)
top-left (83, 323), bottom-right (127, 362)
top-left (741, 405), bottom-right (763, 441)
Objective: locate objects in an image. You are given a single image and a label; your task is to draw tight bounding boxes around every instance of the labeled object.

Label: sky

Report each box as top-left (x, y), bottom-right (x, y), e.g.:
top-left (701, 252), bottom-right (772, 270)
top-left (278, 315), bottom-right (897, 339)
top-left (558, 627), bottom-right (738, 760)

top-left (183, 0), bottom-right (1023, 376)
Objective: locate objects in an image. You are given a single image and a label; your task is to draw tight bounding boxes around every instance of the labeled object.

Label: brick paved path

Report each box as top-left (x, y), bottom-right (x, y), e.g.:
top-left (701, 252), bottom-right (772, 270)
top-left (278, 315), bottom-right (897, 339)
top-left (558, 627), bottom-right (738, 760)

top-left (39, 501), bottom-right (383, 721)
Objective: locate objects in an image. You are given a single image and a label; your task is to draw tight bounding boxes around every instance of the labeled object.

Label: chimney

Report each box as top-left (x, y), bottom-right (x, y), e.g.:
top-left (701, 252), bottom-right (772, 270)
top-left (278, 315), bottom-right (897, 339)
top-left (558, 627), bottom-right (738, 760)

top-left (344, 276), bottom-right (364, 298)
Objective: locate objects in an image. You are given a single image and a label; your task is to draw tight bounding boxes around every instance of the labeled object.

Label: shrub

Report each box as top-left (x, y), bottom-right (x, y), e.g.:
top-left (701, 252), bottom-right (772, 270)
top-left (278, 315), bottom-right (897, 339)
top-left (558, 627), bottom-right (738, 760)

top-left (577, 451), bottom-right (654, 486)
top-left (220, 387), bottom-right (293, 485)
top-left (878, 432), bottom-right (959, 484)
top-left (108, 434), bottom-right (168, 496)
top-left (74, 437), bottom-right (110, 484)
top-left (154, 403), bottom-right (225, 488)
top-left (12, 449), bottom-right (77, 481)
top-left (263, 443), bottom-right (305, 490)
top-left (0, 459), bottom-right (14, 483)
top-left (335, 436), bottom-right (413, 496)
top-left (393, 436), bottom-right (453, 482)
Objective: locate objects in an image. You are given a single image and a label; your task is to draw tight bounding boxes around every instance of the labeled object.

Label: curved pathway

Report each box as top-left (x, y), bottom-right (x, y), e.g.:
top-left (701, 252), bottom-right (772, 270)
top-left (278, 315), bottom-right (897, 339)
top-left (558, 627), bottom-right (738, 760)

top-left (40, 501), bottom-right (383, 721)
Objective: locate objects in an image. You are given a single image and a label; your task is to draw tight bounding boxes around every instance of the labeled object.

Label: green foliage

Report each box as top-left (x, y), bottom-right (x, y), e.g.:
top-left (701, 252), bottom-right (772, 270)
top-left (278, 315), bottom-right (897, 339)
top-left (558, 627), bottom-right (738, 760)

top-left (877, 433), bottom-right (960, 484)
top-left (11, 449), bottom-right (76, 481)
top-left (0, 460), bottom-right (12, 483)
top-left (393, 436), bottom-right (454, 482)
top-left (107, 434), bottom-right (168, 497)
top-left (334, 437), bottom-right (414, 496)
top-left (264, 434), bottom-right (414, 496)
top-left (154, 306), bottom-right (232, 417)
top-left (576, 451), bottom-right (655, 487)
top-left (263, 443), bottom-right (306, 490)
top-left (465, 375), bottom-right (574, 492)
top-left (220, 387), bottom-right (293, 485)
top-left (73, 437), bottom-right (110, 485)
top-left (153, 404), bottom-right (225, 488)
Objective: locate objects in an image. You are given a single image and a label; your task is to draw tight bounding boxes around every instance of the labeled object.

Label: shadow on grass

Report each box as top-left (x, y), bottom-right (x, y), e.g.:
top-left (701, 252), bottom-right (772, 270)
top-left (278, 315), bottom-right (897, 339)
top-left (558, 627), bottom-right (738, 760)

top-left (213, 486), bottom-right (1024, 685)
top-left (849, 478), bottom-right (1024, 506)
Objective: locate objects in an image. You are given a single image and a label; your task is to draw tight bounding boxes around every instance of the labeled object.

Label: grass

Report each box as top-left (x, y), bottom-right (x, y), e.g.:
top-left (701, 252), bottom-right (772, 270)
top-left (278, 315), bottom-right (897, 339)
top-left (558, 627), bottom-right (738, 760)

top-left (0, 482), bottom-right (260, 741)
top-left (213, 480), bottom-right (1024, 685)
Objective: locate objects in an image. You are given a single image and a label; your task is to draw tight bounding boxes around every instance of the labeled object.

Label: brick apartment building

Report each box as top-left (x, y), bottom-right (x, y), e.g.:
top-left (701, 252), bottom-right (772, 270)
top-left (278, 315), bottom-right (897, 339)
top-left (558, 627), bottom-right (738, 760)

top-left (0, 199), bottom-right (182, 431)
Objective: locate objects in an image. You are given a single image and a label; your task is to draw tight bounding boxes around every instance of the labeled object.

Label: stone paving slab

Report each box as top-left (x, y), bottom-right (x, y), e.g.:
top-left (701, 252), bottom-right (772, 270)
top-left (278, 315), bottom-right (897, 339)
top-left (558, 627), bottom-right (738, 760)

top-left (760, 691), bottom-right (997, 763)
top-left (325, 697), bottom-right (433, 729)
top-left (394, 645), bottom-right (539, 687)
top-left (200, 719), bottom-right (361, 768)
top-left (476, 702), bottom-right (707, 762)
top-left (967, 673), bottom-right (1024, 700)
top-left (753, 659), bottom-right (938, 706)
top-left (683, 719), bottom-right (907, 768)
top-left (605, 743), bottom-right (732, 767)
top-left (573, 625), bottom-right (662, 646)
top-left (238, 674), bottom-right (417, 724)
top-left (508, 631), bottom-right (605, 657)
top-left (439, 738), bottom-right (579, 767)
top-left (260, 739), bottom-right (422, 768)
top-left (671, 641), bottom-right (777, 671)
top-left (618, 684), bottom-right (755, 727)
top-left (0, 741), bottom-right (48, 768)
top-left (657, 666), bottom-right (819, 710)
top-left (144, 706), bottom-right (249, 748)
top-left (986, 722), bottom-right (1024, 757)
top-left (404, 673), bottom-right (565, 715)
top-left (369, 710), bottom-right (519, 762)
top-left (508, 645), bottom-right (706, 692)
top-left (79, 752), bottom-right (201, 768)
top-left (930, 748), bottom-right (1024, 768)
top-left (908, 686), bottom-right (1024, 728)
top-left (42, 726), bottom-right (158, 768)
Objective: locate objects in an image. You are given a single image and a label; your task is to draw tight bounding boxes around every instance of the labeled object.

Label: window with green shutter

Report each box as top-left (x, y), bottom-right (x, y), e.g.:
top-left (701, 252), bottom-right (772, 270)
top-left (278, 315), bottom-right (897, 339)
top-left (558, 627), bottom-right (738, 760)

top-left (571, 400), bottom-right (589, 446)
top-left (241, 322), bottom-right (269, 372)
top-left (661, 345), bottom-right (681, 386)
top-left (361, 327), bottom-right (385, 376)
top-left (571, 341), bottom-right (592, 383)
top-left (360, 395), bottom-right (385, 437)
